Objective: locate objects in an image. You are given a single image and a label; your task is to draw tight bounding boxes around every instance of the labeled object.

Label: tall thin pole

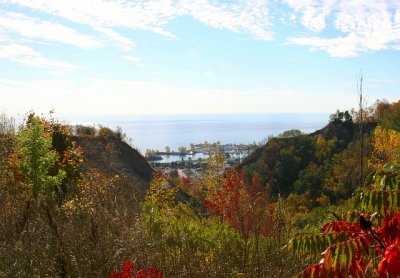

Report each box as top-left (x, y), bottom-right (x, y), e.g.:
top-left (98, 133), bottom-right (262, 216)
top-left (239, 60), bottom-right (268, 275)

top-left (358, 74), bottom-right (365, 187)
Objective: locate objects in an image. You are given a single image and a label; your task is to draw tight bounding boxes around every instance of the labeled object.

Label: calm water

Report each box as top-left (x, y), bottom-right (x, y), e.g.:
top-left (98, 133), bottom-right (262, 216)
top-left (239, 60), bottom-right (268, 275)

top-left (68, 113), bottom-right (330, 153)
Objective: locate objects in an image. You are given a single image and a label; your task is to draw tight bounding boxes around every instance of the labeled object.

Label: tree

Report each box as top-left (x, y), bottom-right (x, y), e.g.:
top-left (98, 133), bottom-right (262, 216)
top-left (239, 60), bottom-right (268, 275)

top-left (369, 126), bottom-right (400, 171)
top-left (145, 149), bottom-right (156, 157)
top-left (178, 146), bottom-right (187, 154)
top-left (324, 141), bottom-right (364, 199)
top-left (15, 114), bottom-right (83, 276)
top-left (294, 163), bottom-right (322, 199)
top-left (204, 169), bottom-right (272, 238)
top-left (381, 100), bottom-right (400, 131)
top-left (277, 129), bottom-right (304, 138)
top-left (16, 117), bottom-right (66, 205)
top-left (344, 110), bottom-right (352, 122)
top-left (0, 112), bottom-right (15, 167)
top-left (75, 124), bottom-right (96, 136)
top-left (287, 162), bottom-right (400, 277)
top-left (0, 112), bottom-right (15, 136)
top-left (2, 113), bottom-right (165, 276)
top-left (315, 135), bottom-right (336, 162)
top-left (329, 110), bottom-right (353, 124)
top-left (143, 172), bottom-right (176, 212)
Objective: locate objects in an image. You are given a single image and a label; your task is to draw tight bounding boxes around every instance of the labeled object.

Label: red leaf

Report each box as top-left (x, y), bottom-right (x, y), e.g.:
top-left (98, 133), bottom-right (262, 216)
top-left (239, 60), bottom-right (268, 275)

top-left (321, 221), bottom-right (363, 235)
top-left (381, 213), bottom-right (400, 246)
top-left (378, 244), bottom-right (400, 277)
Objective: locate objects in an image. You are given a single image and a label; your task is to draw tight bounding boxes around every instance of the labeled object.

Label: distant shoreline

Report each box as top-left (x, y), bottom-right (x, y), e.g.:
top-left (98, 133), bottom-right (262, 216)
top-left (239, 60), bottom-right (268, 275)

top-left (66, 113), bottom-right (330, 153)
top-left (146, 141), bottom-right (258, 163)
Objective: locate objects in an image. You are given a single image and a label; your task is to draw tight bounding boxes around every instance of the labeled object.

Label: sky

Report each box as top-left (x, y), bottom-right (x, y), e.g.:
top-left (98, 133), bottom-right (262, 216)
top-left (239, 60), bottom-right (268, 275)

top-left (0, 0), bottom-right (399, 117)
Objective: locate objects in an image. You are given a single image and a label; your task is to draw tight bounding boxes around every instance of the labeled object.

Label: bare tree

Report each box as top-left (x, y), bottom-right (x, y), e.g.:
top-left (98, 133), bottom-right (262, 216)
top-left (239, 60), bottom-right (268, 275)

top-left (357, 72), bottom-right (367, 187)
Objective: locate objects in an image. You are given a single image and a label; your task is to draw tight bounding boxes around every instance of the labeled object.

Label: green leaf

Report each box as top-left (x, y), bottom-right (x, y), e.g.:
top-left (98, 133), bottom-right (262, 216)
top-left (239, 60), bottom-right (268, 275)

top-left (287, 232), bottom-right (344, 259)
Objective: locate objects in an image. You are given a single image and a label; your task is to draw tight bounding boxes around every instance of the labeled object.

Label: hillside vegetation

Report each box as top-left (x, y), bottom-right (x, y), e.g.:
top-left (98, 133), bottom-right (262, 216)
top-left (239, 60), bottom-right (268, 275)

top-left (1, 99), bottom-right (400, 277)
top-left (241, 118), bottom-right (377, 205)
top-left (0, 114), bottom-right (153, 276)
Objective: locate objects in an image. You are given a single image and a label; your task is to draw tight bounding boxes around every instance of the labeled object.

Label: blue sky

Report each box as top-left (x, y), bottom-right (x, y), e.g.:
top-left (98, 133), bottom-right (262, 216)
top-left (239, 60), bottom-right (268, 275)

top-left (0, 0), bottom-right (399, 116)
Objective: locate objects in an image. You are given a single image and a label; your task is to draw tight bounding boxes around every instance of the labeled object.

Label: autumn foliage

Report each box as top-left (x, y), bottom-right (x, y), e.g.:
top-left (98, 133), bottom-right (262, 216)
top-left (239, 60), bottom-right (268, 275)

top-left (204, 169), bottom-right (273, 237)
top-left (2, 101), bottom-right (400, 277)
top-left (369, 126), bottom-right (400, 171)
top-left (0, 114), bottom-right (152, 276)
top-left (110, 261), bottom-right (162, 278)
top-left (288, 163), bottom-right (400, 277)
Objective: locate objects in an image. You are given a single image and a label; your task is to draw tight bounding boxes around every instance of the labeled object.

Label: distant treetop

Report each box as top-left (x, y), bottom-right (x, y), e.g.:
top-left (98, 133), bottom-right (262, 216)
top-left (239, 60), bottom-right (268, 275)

top-left (329, 110), bottom-right (353, 124)
top-left (277, 129), bottom-right (304, 138)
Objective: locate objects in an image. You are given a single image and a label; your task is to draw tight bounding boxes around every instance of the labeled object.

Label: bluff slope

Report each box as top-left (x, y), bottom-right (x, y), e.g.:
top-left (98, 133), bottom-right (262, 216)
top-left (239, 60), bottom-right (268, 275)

top-left (240, 120), bottom-right (377, 202)
top-left (74, 136), bottom-right (154, 197)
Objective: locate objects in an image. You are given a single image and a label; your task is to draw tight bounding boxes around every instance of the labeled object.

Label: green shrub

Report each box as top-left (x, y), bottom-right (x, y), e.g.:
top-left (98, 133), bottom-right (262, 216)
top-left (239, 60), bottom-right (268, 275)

top-left (75, 125), bottom-right (96, 136)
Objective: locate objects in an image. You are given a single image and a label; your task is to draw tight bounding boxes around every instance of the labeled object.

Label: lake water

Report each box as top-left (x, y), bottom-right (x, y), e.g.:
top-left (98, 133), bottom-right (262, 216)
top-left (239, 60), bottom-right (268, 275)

top-left (68, 113), bottom-right (330, 153)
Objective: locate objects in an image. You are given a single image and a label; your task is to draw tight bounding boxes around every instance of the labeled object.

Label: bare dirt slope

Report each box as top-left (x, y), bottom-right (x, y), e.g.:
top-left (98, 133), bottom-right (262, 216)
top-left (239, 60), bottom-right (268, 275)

top-left (73, 136), bottom-right (154, 197)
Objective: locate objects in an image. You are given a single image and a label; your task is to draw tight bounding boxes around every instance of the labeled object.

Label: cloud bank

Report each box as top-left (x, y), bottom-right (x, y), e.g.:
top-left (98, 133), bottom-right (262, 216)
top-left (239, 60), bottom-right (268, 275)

top-left (0, 0), bottom-right (398, 68)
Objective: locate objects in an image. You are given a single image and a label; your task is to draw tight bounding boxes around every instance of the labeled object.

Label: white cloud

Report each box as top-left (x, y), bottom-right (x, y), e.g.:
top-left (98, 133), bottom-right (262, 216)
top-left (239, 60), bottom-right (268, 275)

top-left (285, 0), bottom-right (400, 56)
top-left (0, 11), bottom-right (101, 48)
top-left (0, 0), bottom-right (399, 60)
top-left (93, 26), bottom-right (135, 51)
top-left (287, 34), bottom-right (360, 57)
top-left (0, 42), bottom-right (36, 57)
top-left (178, 0), bottom-right (273, 40)
top-left (1, 1), bottom-right (139, 52)
top-left (284, 0), bottom-right (337, 32)
top-left (0, 43), bottom-right (80, 74)
top-left (3, 0), bottom-right (273, 41)
top-left (0, 10), bottom-right (96, 75)
top-left (122, 54), bottom-right (143, 67)
top-left (0, 0), bottom-right (274, 74)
